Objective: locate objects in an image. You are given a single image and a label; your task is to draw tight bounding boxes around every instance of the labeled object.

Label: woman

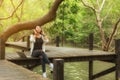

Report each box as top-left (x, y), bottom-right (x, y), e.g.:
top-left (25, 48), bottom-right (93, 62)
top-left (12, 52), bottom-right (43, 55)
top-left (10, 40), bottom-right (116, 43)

top-left (30, 26), bottom-right (53, 78)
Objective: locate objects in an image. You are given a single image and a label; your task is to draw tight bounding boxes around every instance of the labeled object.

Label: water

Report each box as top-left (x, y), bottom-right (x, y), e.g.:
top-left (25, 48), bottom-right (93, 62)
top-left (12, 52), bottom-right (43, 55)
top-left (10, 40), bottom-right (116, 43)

top-left (6, 48), bottom-right (115, 80)
top-left (33, 61), bottom-right (115, 80)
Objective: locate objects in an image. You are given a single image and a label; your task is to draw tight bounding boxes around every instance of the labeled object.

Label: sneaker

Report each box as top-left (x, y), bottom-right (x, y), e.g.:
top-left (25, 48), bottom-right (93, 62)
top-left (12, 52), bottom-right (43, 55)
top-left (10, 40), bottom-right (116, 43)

top-left (49, 63), bottom-right (54, 71)
top-left (43, 72), bottom-right (47, 78)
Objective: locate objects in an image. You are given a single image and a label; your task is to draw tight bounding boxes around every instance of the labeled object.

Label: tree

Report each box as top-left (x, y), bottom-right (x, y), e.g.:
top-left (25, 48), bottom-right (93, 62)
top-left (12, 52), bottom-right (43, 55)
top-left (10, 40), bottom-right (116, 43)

top-left (0, 0), bottom-right (63, 42)
top-left (48, 0), bottom-right (84, 45)
top-left (81, 0), bottom-right (120, 51)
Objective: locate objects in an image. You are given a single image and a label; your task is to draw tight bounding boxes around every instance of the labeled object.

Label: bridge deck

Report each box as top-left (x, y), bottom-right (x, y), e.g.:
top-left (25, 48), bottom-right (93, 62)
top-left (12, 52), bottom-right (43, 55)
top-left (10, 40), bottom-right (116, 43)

top-left (5, 42), bottom-right (117, 80)
top-left (6, 45), bottom-right (116, 62)
top-left (0, 60), bottom-right (49, 80)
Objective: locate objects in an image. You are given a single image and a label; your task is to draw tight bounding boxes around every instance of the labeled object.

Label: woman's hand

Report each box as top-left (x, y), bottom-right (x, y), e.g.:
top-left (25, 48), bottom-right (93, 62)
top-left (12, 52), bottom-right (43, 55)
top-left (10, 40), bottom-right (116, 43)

top-left (43, 36), bottom-right (49, 43)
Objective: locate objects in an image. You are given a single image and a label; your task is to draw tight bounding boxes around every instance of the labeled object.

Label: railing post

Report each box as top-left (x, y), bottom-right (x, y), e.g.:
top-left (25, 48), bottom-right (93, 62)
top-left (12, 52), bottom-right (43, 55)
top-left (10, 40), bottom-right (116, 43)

top-left (0, 38), bottom-right (5, 59)
top-left (27, 36), bottom-right (30, 49)
top-left (53, 59), bottom-right (64, 80)
top-left (89, 60), bottom-right (93, 80)
top-left (89, 33), bottom-right (93, 50)
top-left (21, 36), bottom-right (25, 52)
top-left (56, 36), bottom-right (60, 47)
top-left (22, 36), bottom-right (25, 42)
top-left (115, 39), bottom-right (120, 80)
top-left (88, 33), bottom-right (94, 80)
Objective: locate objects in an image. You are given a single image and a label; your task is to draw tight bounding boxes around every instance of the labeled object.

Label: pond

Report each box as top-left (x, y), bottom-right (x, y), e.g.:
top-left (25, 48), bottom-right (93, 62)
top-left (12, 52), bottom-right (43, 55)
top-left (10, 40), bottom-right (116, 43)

top-left (33, 61), bottom-right (115, 80)
top-left (6, 47), bottom-right (115, 80)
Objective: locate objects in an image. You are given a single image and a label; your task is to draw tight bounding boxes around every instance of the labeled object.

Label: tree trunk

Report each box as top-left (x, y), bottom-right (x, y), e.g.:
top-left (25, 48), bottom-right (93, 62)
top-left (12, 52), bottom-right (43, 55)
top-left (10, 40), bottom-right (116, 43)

top-left (104, 18), bottom-right (120, 51)
top-left (81, 0), bottom-right (107, 50)
top-left (0, 0), bottom-right (63, 42)
top-left (95, 12), bottom-right (106, 50)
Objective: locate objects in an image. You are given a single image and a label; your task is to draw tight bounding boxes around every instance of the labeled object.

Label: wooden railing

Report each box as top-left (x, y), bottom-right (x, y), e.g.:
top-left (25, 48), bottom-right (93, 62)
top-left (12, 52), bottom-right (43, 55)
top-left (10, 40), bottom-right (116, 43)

top-left (0, 38), bottom-right (5, 59)
top-left (1, 33), bottom-right (120, 80)
top-left (52, 34), bottom-right (120, 80)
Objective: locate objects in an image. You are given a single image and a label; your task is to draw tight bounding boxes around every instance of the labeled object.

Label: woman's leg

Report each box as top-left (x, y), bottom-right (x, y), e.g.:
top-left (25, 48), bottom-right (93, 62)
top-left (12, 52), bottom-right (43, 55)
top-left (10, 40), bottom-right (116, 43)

top-left (41, 52), bottom-right (50, 64)
top-left (32, 50), bottom-right (47, 77)
top-left (31, 50), bottom-right (40, 57)
top-left (41, 57), bottom-right (46, 73)
top-left (40, 51), bottom-right (51, 78)
top-left (41, 52), bottom-right (53, 72)
top-left (32, 50), bottom-right (53, 77)
top-left (41, 57), bottom-right (47, 78)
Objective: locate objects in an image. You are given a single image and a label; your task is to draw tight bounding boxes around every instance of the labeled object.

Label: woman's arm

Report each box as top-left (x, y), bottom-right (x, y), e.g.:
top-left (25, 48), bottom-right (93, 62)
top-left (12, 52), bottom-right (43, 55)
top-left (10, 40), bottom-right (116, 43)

top-left (42, 35), bottom-right (49, 52)
top-left (43, 35), bottom-right (49, 43)
top-left (30, 34), bottom-right (35, 42)
top-left (29, 34), bottom-right (35, 55)
top-left (41, 30), bottom-right (49, 43)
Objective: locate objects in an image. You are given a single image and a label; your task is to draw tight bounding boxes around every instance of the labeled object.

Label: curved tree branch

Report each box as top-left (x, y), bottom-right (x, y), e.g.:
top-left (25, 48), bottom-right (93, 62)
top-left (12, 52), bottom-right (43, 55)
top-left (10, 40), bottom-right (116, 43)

top-left (11, 0), bottom-right (21, 22)
top-left (99, 0), bottom-right (105, 11)
top-left (0, 0), bottom-right (23, 20)
top-left (103, 2), bottom-right (113, 21)
top-left (0, 0), bottom-right (63, 42)
top-left (96, 0), bottom-right (100, 8)
top-left (20, 0), bottom-right (24, 21)
top-left (81, 0), bottom-right (96, 12)
top-left (0, 0), bottom-right (3, 7)
top-left (104, 18), bottom-right (120, 51)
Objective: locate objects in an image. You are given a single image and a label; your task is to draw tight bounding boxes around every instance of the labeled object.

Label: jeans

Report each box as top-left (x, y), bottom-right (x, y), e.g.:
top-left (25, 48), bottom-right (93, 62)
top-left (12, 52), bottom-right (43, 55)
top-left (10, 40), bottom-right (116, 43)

top-left (32, 50), bottom-right (50, 73)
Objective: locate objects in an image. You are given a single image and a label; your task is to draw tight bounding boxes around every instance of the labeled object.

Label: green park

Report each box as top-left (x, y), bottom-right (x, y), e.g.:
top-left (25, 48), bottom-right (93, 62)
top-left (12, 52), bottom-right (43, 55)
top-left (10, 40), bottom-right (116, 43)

top-left (0, 0), bottom-right (120, 80)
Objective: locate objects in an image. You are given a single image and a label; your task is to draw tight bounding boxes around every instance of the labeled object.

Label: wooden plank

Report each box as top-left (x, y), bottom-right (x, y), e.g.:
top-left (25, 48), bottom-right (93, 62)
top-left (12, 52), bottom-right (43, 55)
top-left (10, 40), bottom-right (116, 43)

top-left (5, 42), bottom-right (115, 57)
top-left (92, 66), bottom-right (115, 79)
top-left (115, 39), bottom-right (120, 80)
top-left (6, 52), bottom-right (21, 60)
top-left (0, 60), bottom-right (49, 80)
top-left (6, 46), bottom-right (116, 63)
top-left (16, 51), bottom-right (27, 58)
top-left (46, 46), bottom-right (115, 58)
top-left (6, 42), bottom-right (29, 51)
top-left (6, 52), bottom-right (40, 65)
top-left (45, 46), bottom-right (115, 62)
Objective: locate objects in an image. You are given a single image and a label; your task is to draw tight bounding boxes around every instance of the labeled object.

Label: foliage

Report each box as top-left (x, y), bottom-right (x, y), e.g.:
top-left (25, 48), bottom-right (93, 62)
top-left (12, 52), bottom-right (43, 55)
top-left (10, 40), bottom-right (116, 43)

top-left (46, 0), bottom-right (98, 46)
top-left (0, 0), bottom-right (120, 48)
top-left (0, 0), bottom-right (53, 41)
top-left (46, 0), bottom-right (120, 48)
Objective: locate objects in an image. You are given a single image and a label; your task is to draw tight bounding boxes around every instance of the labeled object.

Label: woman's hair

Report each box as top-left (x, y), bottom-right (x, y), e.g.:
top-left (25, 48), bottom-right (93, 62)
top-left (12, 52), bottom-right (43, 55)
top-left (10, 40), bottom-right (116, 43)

top-left (33, 26), bottom-right (45, 35)
top-left (35, 28), bottom-right (43, 34)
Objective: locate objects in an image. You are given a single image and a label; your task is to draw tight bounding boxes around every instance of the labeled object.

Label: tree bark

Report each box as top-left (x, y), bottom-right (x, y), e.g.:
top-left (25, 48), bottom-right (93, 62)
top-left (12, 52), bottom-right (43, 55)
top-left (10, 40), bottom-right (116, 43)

top-left (0, 0), bottom-right (3, 7)
top-left (81, 0), bottom-right (106, 50)
top-left (104, 18), bottom-right (120, 51)
top-left (0, 0), bottom-right (24, 20)
top-left (95, 12), bottom-right (106, 49)
top-left (0, 0), bottom-right (63, 42)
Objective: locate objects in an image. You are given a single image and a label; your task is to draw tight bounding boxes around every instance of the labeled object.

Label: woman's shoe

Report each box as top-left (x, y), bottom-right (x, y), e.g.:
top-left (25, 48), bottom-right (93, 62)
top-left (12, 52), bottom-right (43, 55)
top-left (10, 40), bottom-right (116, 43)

top-left (42, 72), bottom-right (47, 78)
top-left (49, 63), bottom-right (54, 71)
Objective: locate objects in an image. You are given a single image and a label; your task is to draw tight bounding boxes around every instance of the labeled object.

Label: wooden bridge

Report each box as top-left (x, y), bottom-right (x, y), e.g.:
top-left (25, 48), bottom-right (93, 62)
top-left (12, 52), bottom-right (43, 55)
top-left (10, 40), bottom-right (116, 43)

top-left (0, 60), bottom-right (49, 80)
top-left (0, 34), bottom-right (120, 80)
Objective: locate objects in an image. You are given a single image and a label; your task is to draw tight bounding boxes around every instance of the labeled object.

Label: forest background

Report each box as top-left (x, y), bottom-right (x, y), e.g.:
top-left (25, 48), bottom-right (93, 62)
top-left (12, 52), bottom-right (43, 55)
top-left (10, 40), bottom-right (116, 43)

top-left (0, 0), bottom-right (120, 51)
